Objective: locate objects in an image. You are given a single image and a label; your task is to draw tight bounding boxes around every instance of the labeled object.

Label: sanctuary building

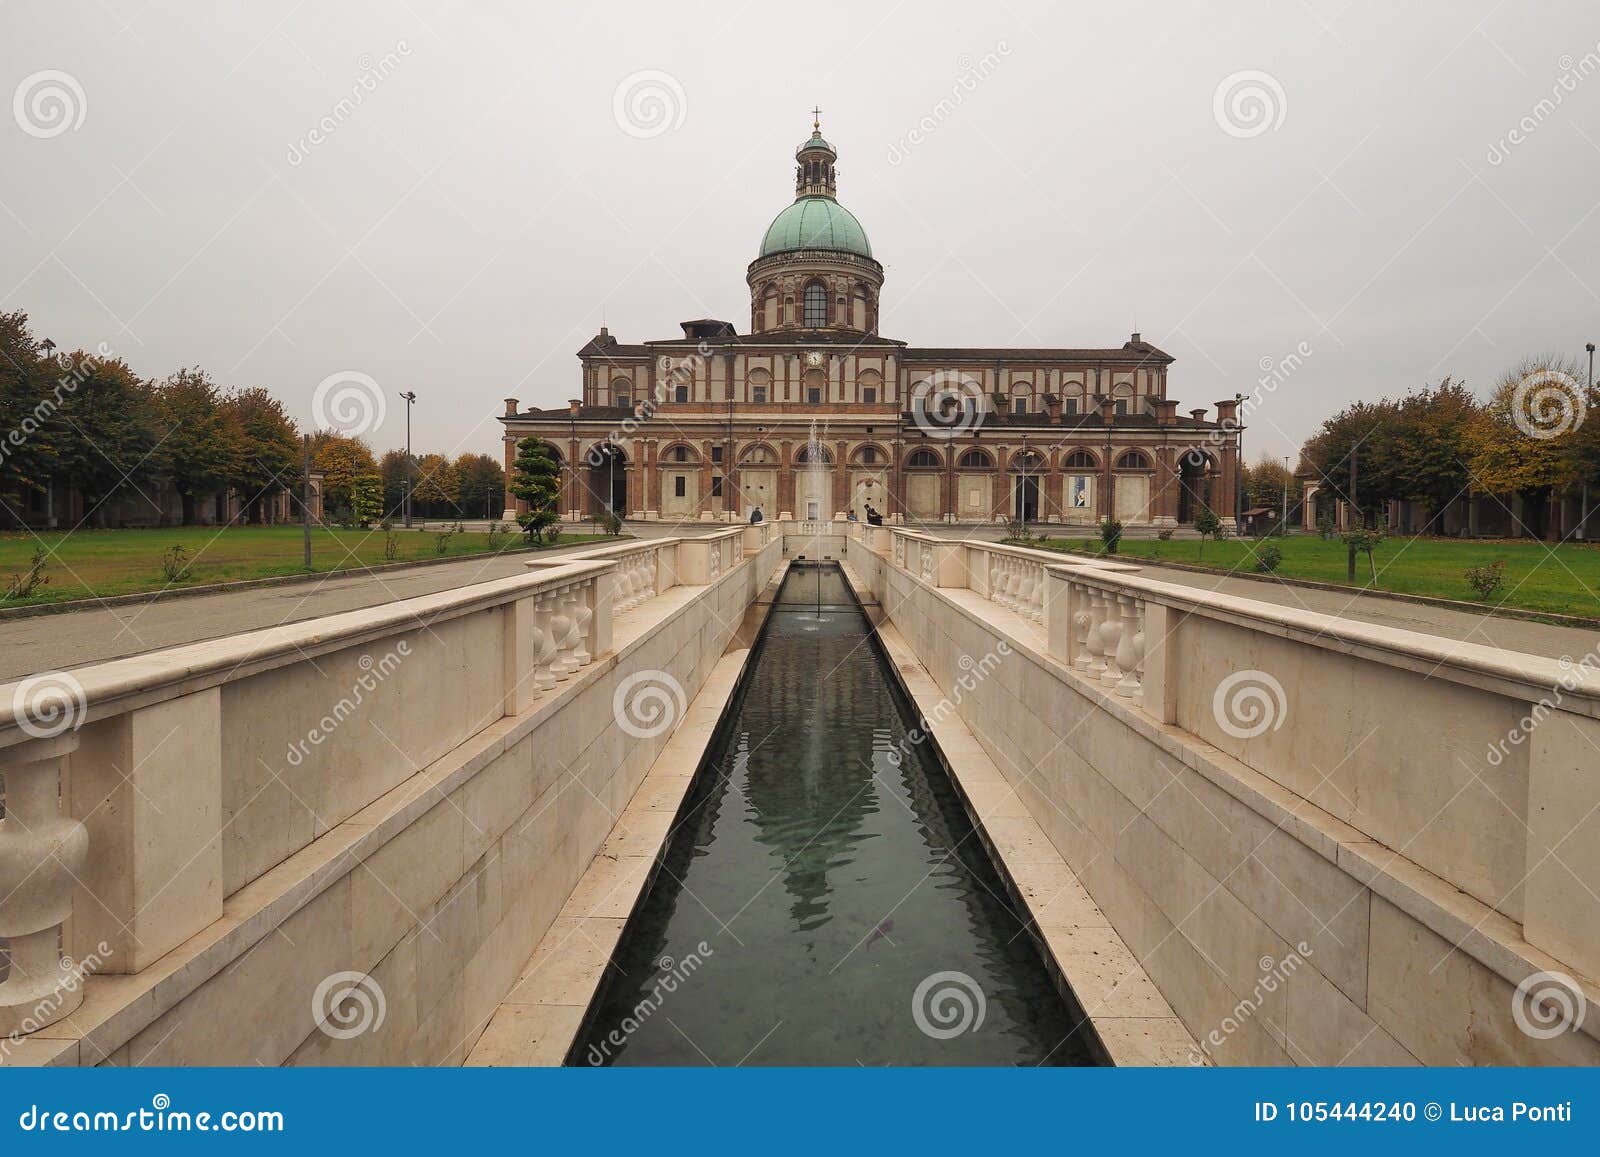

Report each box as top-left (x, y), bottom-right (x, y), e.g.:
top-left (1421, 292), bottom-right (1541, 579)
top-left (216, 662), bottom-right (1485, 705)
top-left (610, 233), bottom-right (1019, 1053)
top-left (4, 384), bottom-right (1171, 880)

top-left (500, 121), bottom-right (1241, 528)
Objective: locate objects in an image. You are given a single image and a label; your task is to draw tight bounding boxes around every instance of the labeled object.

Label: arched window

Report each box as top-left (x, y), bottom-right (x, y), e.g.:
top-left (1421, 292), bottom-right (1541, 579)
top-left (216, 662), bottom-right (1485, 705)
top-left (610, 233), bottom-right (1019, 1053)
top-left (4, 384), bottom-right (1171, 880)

top-left (859, 446), bottom-right (878, 464)
top-left (907, 448), bottom-right (941, 468)
top-left (803, 281), bottom-right (829, 327)
top-left (1063, 450), bottom-right (1097, 470)
top-left (1011, 451), bottom-right (1044, 472)
top-left (958, 449), bottom-right (993, 470)
top-left (1115, 450), bottom-right (1151, 470)
top-left (795, 444), bottom-right (833, 465)
top-left (670, 445), bottom-right (693, 464)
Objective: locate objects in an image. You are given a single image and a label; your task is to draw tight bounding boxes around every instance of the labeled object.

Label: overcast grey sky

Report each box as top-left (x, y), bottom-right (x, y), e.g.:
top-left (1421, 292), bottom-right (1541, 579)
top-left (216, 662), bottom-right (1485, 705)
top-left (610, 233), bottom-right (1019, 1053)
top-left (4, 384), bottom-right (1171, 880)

top-left (4, 1), bottom-right (1599, 464)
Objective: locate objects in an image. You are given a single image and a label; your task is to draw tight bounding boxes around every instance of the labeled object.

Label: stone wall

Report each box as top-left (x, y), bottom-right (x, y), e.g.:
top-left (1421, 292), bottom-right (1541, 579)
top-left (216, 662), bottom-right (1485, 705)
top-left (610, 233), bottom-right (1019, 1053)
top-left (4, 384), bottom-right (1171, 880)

top-left (0, 527), bottom-right (782, 1066)
top-left (845, 526), bottom-right (1600, 1066)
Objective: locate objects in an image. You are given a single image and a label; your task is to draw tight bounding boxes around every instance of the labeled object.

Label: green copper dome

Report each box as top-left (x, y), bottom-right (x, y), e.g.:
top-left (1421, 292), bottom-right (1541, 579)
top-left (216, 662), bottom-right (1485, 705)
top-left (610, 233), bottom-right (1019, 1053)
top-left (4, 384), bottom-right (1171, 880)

top-left (759, 196), bottom-right (872, 259)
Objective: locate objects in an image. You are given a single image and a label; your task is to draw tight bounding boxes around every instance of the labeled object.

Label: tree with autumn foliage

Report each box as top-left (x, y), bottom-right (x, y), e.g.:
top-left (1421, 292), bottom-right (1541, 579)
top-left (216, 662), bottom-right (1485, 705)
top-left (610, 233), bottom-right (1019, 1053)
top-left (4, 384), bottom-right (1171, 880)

top-left (311, 430), bottom-right (378, 518)
top-left (158, 368), bottom-right (247, 524)
top-left (454, 452), bottom-right (505, 519)
top-left (1464, 355), bottom-right (1588, 537)
top-left (411, 452), bottom-right (456, 517)
top-left (225, 387), bottom-right (301, 523)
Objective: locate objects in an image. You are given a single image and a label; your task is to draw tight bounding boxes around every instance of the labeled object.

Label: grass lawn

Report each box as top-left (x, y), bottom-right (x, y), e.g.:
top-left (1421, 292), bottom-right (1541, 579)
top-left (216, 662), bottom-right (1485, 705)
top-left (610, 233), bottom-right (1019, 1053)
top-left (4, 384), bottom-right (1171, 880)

top-left (1018, 534), bottom-right (1600, 619)
top-left (0, 526), bottom-right (613, 607)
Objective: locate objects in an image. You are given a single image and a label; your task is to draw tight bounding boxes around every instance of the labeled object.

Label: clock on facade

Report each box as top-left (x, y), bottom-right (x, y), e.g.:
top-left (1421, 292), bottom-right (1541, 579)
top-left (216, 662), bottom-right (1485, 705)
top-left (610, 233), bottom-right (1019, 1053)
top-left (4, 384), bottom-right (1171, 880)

top-left (805, 351), bottom-right (823, 367)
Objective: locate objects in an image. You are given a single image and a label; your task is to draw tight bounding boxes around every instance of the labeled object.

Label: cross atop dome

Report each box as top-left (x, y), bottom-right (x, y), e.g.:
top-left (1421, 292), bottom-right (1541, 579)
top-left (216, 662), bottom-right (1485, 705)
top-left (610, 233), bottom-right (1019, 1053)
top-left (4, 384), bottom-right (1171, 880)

top-left (812, 105), bottom-right (822, 131)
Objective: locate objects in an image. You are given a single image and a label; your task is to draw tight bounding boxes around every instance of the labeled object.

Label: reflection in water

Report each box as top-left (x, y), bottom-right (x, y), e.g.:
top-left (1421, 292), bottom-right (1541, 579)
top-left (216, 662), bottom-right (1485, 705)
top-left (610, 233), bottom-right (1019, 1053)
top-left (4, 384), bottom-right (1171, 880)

top-left (571, 564), bottom-right (1102, 1066)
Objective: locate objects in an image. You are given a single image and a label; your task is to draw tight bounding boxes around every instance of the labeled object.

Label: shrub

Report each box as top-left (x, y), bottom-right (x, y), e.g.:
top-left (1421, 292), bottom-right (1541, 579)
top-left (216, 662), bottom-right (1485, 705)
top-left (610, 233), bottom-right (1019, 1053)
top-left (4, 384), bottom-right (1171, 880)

top-left (602, 511), bottom-right (623, 537)
top-left (1342, 527), bottom-right (1385, 583)
top-left (486, 521), bottom-right (509, 550)
top-left (383, 532), bottom-right (400, 562)
top-left (433, 528), bottom-right (455, 555)
top-left (1253, 543), bottom-right (1283, 573)
top-left (1100, 519), bottom-right (1123, 554)
top-left (1194, 507), bottom-right (1221, 560)
top-left (160, 543), bottom-right (193, 583)
top-left (1465, 559), bottom-right (1507, 601)
top-left (3, 546), bottom-right (50, 601)
top-left (1156, 527), bottom-right (1174, 541)
top-left (544, 524), bottom-right (563, 546)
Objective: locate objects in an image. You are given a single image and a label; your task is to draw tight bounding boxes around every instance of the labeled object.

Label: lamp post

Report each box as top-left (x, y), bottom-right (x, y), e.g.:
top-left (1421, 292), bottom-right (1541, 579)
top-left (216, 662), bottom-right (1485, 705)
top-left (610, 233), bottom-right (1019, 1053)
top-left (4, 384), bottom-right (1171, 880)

top-left (1585, 343), bottom-right (1595, 539)
top-left (1020, 431), bottom-right (1031, 536)
top-left (1281, 455), bottom-right (1291, 536)
top-left (399, 390), bottom-right (417, 528)
top-left (1234, 391), bottom-right (1247, 526)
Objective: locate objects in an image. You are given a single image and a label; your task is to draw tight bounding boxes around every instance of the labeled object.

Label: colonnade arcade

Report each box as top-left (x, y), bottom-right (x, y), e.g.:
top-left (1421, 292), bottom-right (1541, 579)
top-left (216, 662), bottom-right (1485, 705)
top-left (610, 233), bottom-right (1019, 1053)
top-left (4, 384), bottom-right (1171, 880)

top-left (518, 433), bottom-right (1221, 526)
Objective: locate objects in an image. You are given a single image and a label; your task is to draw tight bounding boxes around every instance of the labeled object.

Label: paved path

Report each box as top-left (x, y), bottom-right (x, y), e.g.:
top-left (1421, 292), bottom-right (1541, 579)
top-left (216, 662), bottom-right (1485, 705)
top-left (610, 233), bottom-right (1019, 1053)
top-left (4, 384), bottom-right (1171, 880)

top-left (0, 528), bottom-right (686, 680)
top-left (3, 522), bottom-right (1594, 679)
top-left (926, 523), bottom-right (1599, 661)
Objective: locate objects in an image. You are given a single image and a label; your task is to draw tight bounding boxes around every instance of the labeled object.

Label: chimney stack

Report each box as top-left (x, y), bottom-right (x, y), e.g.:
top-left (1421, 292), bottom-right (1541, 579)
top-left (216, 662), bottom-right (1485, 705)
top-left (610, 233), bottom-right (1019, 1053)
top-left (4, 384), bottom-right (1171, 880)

top-left (568, 398), bottom-right (583, 417)
top-left (1099, 395), bottom-right (1116, 424)
top-left (503, 397), bottom-right (519, 416)
top-left (1190, 408), bottom-right (1208, 422)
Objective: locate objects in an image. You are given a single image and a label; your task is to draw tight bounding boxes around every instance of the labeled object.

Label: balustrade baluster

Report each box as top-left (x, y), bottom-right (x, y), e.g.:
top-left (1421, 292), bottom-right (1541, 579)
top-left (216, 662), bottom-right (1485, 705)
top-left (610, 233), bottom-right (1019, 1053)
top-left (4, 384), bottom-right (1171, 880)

top-left (0, 733), bottom-right (89, 1036)
top-left (1100, 593), bottom-right (1126, 686)
top-left (1080, 589), bottom-right (1107, 675)
top-left (1115, 596), bottom-right (1143, 697)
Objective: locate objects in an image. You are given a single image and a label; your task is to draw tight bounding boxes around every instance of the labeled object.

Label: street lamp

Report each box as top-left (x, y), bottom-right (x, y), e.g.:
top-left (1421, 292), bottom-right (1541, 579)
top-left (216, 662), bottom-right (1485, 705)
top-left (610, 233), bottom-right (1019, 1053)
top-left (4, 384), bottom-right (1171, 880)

top-left (1234, 391), bottom-right (1247, 526)
top-left (399, 390), bottom-right (417, 528)
top-left (1281, 455), bottom-right (1291, 536)
top-left (1020, 431), bottom-right (1031, 536)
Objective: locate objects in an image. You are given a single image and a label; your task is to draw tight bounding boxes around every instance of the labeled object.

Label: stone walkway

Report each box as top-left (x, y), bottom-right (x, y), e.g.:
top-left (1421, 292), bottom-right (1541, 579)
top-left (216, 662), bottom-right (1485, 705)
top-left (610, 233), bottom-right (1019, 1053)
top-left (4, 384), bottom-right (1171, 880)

top-left (2, 522), bottom-right (1593, 680)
